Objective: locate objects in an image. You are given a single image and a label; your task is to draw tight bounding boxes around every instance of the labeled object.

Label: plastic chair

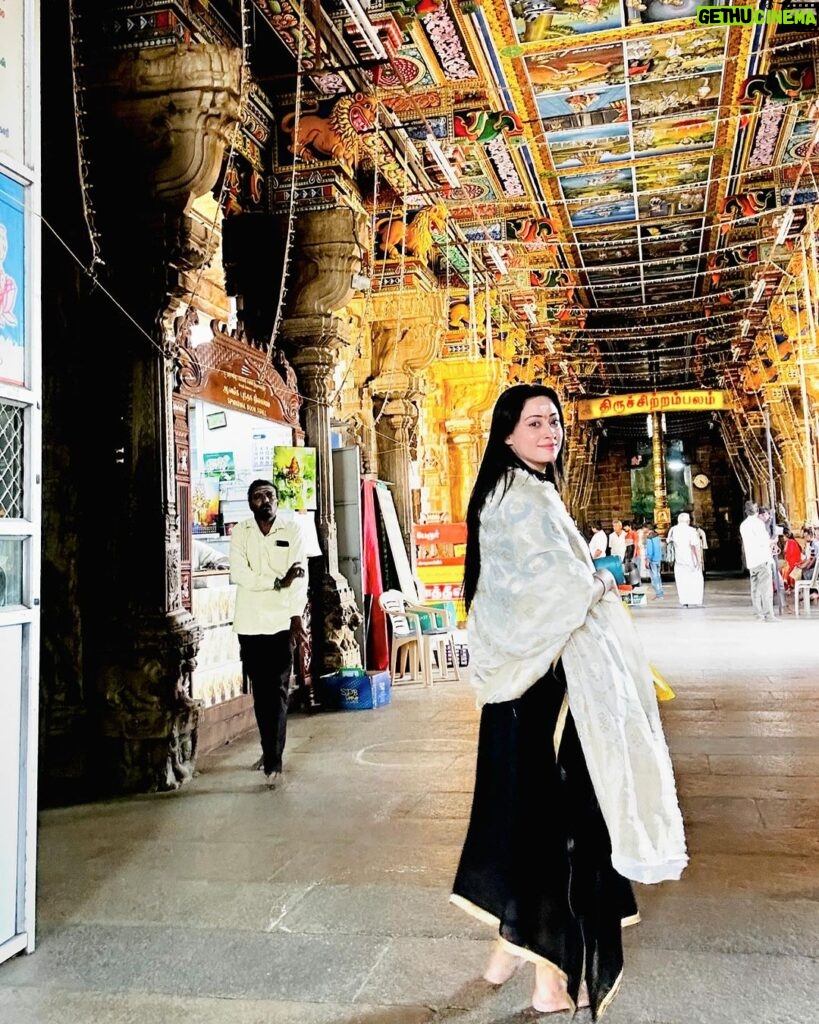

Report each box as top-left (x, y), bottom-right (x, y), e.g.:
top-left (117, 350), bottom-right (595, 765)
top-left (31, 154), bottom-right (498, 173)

top-left (379, 590), bottom-right (461, 686)
top-left (378, 591), bottom-right (425, 685)
top-left (403, 596), bottom-right (461, 684)
top-left (794, 559), bottom-right (819, 617)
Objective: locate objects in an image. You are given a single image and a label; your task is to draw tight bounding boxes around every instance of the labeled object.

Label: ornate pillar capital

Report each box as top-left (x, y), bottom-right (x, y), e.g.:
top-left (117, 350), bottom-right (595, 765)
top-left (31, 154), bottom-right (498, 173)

top-left (102, 44), bottom-right (242, 210)
top-left (381, 395), bottom-right (419, 427)
top-left (369, 294), bottom-right (446, 388)
top-left (285, 208), bottom-right (369, 319)
top-left (281, 314), bottom-right (356, 357)
top-left (445, 418), bottom-right (476, 443)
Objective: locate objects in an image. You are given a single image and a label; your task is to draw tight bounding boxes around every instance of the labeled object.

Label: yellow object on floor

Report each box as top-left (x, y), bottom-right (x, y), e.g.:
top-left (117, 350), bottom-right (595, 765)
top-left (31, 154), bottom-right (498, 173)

top-left (651, 665), bottom-right (676, 701)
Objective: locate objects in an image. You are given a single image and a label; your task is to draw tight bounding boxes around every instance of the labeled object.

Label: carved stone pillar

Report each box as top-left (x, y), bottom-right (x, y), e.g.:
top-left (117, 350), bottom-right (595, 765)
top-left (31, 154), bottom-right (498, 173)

top-left (75, 41), bottom-right (241, 793)
top-left (283, 329), bottom-right (344, 571)
top-left (447, 421), bottom-right (480, 523)
top-left (651, 412), bottom-right (671, 531)
top-left (280, 208), bottom-right (369, 675)
top-left (374, 397), bottom-right (418, 542)
top-left (283, 323), bottom-right (363, 675)
top-left (369, 302), bottom-right (444, 546)
top-left (351, 398), bottom-right (379, 477)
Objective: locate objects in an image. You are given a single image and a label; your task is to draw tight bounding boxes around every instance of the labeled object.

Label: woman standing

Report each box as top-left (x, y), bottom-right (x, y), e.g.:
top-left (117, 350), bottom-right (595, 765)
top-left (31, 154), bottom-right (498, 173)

top-left (666, 512), bottom-right (704, 607)
top-left (450, 385), bottom-right (687, 1019)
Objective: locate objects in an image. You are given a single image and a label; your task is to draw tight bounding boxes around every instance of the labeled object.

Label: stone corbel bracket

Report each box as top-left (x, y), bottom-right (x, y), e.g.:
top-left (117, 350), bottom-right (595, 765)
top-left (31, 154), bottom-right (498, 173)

top-left (286, 209), bottom-right (369, 319)
top-left (106, 44), bottom-right (242, 209)
top-left (369, 315), bottom-right (445, 399)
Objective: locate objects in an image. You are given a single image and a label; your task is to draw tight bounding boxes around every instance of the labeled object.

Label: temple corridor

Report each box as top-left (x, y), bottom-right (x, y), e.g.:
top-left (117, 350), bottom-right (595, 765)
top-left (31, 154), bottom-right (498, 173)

top-left (0, 578), bottom-right (816, 1024)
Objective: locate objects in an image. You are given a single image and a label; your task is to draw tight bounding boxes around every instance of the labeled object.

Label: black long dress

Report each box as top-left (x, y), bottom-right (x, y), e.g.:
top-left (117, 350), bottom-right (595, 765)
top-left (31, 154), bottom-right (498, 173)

top-left (451, 662), bottom-right (639, 1020)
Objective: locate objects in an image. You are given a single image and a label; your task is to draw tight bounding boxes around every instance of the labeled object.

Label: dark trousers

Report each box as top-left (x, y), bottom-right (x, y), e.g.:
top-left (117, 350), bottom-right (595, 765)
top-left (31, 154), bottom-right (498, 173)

top-left (238, 631), bottom-right (293, 774)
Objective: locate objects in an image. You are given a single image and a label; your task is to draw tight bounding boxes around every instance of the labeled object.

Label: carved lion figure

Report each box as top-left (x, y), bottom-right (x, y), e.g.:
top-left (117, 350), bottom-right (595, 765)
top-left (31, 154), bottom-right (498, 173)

top-left (448, 301), bottom-right (472, 329)
top-left (279, 92), bottom-right (378, 171)
top-left (374, 202), bottom-right (448, 264)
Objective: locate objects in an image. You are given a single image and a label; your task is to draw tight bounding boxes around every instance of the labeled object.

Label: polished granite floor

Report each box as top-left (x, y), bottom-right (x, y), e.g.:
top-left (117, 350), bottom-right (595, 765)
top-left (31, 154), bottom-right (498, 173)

top-left (1, 577), bottom-right (817, 1024)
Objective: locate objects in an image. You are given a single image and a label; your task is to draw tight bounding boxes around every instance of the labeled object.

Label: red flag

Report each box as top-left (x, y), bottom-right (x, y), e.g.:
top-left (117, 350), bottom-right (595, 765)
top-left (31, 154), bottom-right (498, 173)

top-left (361, 479), bottom-right (389, 670)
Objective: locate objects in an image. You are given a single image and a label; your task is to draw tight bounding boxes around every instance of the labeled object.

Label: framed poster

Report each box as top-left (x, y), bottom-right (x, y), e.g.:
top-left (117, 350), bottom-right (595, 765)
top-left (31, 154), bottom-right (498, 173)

top-left (191, 477), bottom-right (220, 532)
top-left (0, 174), bottom-right (25, 386)
top-left (205, 410), bottom-right (227, 430)
top-left (273, 446), bottom-right (317, 510)
top-left (202, 451), bottom-right (236, 480)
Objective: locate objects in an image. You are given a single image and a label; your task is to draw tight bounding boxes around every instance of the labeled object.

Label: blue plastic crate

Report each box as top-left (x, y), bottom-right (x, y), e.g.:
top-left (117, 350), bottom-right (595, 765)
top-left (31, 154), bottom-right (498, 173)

top-left (320, 669), bottom-right (391, 710)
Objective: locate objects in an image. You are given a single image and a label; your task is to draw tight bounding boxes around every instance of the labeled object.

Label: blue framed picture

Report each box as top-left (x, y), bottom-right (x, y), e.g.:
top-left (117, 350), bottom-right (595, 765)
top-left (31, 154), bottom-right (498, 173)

top-left (0, 174), bottom-right (25, 386)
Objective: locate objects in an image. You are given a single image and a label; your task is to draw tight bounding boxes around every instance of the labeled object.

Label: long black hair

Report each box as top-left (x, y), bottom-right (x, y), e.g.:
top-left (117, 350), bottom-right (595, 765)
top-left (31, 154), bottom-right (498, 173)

top-left (462, 384), bottom-right (565, 612)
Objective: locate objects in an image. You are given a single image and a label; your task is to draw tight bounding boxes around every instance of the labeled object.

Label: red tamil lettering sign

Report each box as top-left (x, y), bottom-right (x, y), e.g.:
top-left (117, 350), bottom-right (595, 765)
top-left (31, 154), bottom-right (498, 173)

top-left (412, 523), bottom-right (468, 545)
top-left (413, 523), bottom-right (467, 613)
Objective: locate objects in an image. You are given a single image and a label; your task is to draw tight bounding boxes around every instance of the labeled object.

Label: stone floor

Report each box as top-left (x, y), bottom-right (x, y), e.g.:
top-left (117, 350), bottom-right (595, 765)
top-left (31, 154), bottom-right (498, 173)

top-left (1, 576), bottom-right (818, 1024)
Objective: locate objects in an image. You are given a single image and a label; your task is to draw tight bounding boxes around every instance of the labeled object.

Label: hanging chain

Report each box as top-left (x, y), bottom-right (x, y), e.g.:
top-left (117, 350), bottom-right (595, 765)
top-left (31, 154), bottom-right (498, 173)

top-left (267, 2), bottom-right (306, 357)
top-left (67, 0), bottom-right (103, 273)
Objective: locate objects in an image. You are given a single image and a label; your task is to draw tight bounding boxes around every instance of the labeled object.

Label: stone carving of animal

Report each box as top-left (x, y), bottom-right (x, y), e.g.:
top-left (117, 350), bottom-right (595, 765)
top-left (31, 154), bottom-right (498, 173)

top-left (375, 203), bottom-right (448, 263)
top-left (448, 301), bottom-right (472, 329)
top-left (279, 92), bottom-right (378, 172)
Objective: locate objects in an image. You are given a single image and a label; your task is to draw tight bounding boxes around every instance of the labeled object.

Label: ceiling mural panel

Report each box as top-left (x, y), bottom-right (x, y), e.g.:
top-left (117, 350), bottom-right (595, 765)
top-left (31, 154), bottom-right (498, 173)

top-left (145, 0), bottom-right (819, 414)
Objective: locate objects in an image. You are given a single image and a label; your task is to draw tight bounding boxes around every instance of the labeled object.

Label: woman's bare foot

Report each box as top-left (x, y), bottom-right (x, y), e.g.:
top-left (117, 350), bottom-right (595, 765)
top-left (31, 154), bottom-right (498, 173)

top-left (532, 962), bottom-right (572, 1013)
top-left (483, 941), bottom-right (524, 985)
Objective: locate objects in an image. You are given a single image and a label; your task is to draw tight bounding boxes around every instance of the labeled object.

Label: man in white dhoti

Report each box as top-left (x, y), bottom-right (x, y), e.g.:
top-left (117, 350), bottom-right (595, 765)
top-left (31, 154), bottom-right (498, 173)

top-left (666, 512), bottom-right (704, 607)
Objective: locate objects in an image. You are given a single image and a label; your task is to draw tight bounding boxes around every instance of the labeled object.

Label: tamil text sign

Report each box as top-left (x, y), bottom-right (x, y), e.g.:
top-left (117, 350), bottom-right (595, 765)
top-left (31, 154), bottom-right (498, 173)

top-left (577, 389), bottom-right (732, 420)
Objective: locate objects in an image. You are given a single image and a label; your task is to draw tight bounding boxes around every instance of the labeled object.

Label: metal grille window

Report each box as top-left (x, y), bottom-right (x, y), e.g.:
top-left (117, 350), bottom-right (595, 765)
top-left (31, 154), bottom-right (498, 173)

top-left (0, 402), bottom-right (24, 519)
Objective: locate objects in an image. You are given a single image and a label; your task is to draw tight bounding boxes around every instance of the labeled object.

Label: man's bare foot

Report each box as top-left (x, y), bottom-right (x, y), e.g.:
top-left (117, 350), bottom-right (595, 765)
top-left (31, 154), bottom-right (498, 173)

top-left (482, 941), bottom-right (524, 985)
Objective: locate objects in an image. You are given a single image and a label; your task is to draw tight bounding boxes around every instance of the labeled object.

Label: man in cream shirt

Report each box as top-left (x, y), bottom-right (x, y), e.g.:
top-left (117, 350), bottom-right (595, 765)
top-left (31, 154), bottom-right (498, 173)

top-left (739, 500), bottom-right (775, 622)
top-left (230, 479), bottom-right (309, 786)
top-left (608, 519), bottom-right (628, 566)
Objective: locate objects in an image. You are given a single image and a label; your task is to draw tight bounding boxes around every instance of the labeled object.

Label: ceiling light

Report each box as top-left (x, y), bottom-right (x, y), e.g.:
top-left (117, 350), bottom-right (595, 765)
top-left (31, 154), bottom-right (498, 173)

top-left (774, 207), bottom-right (795, 247)
top-left (752, 278), bottom-right (766, 303)
top-left (741, 319), bottom-right (751, 337)
top-left (543, 333), bottom-right (556, 354)
top-left (425, 134), bottom-right (460, 190)
top-left (339, 0), bottom-right (388, 61)
top-left (486, 244), bottom-right (507, 275)
top-left (522, 303), bottom-right (538, 324)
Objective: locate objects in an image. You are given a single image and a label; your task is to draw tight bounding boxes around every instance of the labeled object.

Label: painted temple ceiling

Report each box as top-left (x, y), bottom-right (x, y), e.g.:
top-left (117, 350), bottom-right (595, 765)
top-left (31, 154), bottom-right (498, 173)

top-left (109, 2), bottom-right (819, 436)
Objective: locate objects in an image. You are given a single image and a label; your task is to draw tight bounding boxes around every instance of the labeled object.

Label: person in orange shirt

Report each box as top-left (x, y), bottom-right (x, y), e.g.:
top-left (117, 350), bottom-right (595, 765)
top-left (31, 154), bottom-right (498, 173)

top-left (622, 521), bottom-right (641, 585)
top-left (781, 529), bottom-right (803, 590)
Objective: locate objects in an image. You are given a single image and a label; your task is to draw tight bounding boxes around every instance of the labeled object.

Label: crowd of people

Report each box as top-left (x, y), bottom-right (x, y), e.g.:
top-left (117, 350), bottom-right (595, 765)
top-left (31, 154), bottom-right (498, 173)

top-left (585, 514), bottom-right (709, 606)
top-left (585, 505), bottom-right (818, 618)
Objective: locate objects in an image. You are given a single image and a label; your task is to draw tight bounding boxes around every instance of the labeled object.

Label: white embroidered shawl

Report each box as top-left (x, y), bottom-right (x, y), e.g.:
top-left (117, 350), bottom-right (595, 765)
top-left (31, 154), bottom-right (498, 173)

top-left (468, 469), bottom-right (688, 884)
